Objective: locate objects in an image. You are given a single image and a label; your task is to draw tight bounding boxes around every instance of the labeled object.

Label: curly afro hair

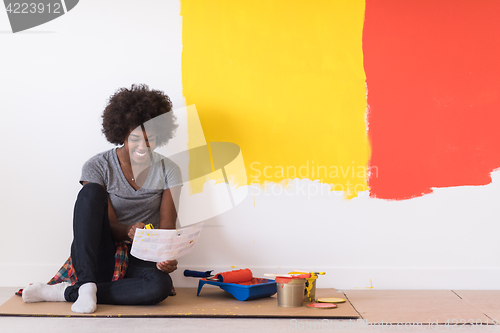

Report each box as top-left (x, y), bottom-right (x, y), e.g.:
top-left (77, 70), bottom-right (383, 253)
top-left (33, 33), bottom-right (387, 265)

top-left (102, 84), bottom-right (177, 146)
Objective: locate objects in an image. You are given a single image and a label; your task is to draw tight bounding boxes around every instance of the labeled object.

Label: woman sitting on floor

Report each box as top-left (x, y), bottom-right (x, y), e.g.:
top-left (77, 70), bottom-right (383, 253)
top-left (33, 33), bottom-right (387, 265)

top-left (22, 84), bottom-right (182, 314)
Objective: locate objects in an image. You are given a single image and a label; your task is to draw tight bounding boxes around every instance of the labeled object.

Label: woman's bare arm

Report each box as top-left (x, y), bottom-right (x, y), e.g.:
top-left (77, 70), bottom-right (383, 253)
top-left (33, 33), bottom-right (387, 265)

top-left (158, 186), bottom-right (180, 230)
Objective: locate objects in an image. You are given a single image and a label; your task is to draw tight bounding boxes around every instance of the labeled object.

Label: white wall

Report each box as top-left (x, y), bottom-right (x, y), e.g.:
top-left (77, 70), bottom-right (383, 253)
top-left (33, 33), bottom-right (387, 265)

top-left (1, 0), bottom-right (499, 289)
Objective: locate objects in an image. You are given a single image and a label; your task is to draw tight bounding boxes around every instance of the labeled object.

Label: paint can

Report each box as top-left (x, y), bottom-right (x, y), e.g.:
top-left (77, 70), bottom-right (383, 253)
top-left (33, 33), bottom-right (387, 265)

top-left (287, 271), bottom-right (323, 303)
top-left (275, 277), bottom-right (306, 307)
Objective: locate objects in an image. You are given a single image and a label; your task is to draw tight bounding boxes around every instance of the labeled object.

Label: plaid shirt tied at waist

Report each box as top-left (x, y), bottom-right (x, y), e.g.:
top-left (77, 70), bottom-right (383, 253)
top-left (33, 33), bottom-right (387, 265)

top-left (47, 241), bottom-right (129, 285)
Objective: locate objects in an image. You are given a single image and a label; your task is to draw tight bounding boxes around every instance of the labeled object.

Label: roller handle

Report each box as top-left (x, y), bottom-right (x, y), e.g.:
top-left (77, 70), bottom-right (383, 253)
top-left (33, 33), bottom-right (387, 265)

top-left (183, 270), bottom-right (213, 278)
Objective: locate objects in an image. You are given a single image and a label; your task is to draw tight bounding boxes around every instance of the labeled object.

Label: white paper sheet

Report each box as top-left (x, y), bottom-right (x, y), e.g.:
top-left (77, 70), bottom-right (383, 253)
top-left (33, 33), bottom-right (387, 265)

top-left (130, 223), bottom-right (204, 262)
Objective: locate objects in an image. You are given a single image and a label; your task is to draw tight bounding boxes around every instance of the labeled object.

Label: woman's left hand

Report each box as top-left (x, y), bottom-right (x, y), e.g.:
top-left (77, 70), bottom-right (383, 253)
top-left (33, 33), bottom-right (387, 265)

top-left (156, 259), bottom-right (178, 274)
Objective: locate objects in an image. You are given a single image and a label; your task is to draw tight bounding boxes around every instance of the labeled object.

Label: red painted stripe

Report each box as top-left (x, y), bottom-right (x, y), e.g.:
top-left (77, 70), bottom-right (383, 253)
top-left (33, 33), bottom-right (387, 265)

top-left (364, 0), bottom-right (500, 200)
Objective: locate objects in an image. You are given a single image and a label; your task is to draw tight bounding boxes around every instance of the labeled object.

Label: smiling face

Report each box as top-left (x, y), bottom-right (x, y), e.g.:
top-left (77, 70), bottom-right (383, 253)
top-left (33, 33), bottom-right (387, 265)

top-left (124, 126), bottom-right (157, 165)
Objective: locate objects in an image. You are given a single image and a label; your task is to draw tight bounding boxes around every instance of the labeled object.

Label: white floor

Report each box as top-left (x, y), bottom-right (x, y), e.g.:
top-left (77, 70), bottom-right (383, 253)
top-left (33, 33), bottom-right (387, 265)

top-left (0, 287), bottom-right (494, 333)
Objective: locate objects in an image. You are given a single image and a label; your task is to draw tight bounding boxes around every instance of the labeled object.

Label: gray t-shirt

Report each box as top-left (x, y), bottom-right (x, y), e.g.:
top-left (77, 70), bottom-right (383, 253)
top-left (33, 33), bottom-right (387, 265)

top-left (80, 148), bottom-right (182, 228)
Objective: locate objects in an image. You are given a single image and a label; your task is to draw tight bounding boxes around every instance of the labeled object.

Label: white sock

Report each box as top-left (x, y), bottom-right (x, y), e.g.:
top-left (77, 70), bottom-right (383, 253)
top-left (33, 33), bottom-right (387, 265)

top-left (71, 282), bottom-right (97, 314)
top-left (22, 282), bottom-right (69, 303)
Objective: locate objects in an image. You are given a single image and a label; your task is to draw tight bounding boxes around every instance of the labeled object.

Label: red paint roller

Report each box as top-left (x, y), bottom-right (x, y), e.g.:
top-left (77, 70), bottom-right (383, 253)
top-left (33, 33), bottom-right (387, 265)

top-left (214, 268), bottom-right (253, 283)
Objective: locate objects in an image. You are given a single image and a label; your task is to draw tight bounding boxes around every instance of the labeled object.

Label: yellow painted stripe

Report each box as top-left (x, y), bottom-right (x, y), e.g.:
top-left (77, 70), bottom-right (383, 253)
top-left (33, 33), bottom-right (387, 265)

top-left (182, 0), bottom-right (369, 198)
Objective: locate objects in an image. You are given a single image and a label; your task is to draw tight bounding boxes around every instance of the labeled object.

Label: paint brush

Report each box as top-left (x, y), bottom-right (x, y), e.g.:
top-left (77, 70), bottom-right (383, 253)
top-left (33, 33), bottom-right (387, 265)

top-left (184, 269), bottom-right (215, 279)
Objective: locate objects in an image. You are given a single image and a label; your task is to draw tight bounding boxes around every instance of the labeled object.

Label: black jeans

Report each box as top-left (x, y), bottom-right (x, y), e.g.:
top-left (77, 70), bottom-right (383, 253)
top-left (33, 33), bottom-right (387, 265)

top-left (64, 183), bottom-right (172, 305)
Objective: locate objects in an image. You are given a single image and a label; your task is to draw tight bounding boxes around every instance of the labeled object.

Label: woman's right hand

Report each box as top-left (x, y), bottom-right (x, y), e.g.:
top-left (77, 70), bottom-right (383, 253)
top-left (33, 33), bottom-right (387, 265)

top-left (127, 222), bottom-right (146, 240)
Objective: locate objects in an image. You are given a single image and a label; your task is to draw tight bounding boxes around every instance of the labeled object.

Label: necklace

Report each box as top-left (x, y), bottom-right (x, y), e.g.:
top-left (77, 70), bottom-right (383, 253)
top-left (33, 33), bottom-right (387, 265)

top-left (121, 160), bottom-right (136, 182)
top-left (124, 165), bottom-right (135, 182)
top-left (123, 159), bottom-right (149, 184)
top-left (118, 148), bottom-right (136, 182)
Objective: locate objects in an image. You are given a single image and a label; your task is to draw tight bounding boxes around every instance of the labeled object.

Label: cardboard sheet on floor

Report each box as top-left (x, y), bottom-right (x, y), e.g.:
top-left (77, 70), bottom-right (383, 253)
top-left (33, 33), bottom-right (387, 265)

top-left (454, 290), bottom-right (500, 321)
top-left (343, 290), bottom-right (491, 324)
top-left (0, 288), bottom-right (359, 318)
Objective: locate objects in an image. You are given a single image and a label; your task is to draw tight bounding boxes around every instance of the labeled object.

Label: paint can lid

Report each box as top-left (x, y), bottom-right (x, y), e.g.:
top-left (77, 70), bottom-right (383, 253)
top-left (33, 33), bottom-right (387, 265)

top-left (307, 302), bottom-right (337, 309)
top-left (317, 297), bottom-right (346, 303)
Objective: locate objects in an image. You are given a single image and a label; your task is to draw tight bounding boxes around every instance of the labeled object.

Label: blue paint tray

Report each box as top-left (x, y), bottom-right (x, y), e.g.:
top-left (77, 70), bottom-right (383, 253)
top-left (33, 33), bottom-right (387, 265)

top-left (196, 278), bottom-right (277, 301)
